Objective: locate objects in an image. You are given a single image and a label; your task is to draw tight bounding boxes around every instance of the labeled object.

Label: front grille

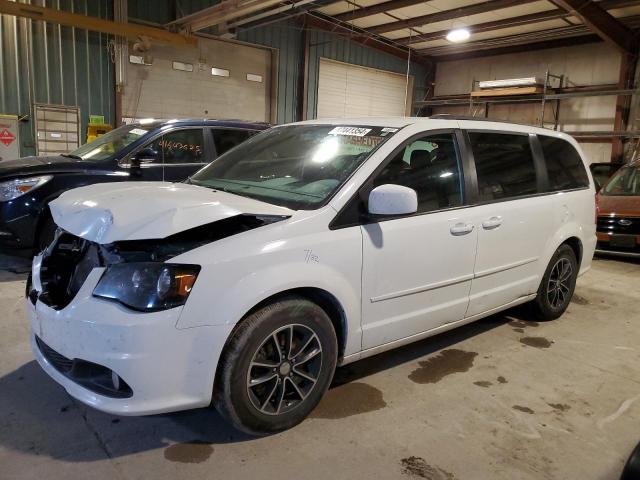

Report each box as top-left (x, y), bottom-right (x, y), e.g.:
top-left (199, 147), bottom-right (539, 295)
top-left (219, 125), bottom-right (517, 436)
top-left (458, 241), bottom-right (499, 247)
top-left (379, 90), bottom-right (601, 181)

top-left (35, 336), bottom-right (133, 398)
top-left (597, 216), bottom-right (640, 236)
top-left (36, 336), bottom-right (73, 373)
top-left (38, 230), bottom-right (103, 310)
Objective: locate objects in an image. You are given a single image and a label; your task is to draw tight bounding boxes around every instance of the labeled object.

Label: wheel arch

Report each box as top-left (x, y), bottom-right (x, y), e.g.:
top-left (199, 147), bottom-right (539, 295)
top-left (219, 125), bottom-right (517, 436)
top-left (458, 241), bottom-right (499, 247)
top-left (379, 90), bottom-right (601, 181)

top-left (211, 287), bottom-right (350, 404)
top-left (237, 287), bottom-right (348, 360)
top-left (560, 236), bottom-right (583, 267)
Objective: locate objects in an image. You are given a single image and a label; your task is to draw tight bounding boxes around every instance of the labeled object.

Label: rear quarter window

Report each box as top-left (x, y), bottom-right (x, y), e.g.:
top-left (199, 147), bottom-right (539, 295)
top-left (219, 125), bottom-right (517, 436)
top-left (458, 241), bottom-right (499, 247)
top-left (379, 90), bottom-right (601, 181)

top-left (539, 136), bottom-right (589, 190)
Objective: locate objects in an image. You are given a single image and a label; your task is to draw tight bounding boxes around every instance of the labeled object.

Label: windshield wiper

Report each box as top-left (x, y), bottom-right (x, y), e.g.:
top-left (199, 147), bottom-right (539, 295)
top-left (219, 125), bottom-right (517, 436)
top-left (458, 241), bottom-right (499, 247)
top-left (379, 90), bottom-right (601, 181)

top-left (61, 153), bottom-right (82, 160)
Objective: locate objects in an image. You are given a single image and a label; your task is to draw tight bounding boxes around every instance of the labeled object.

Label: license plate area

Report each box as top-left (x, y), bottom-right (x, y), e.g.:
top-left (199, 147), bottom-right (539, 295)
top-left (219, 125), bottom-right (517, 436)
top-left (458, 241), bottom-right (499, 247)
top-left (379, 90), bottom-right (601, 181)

top-left (609, 235), bottom-right (637, 248)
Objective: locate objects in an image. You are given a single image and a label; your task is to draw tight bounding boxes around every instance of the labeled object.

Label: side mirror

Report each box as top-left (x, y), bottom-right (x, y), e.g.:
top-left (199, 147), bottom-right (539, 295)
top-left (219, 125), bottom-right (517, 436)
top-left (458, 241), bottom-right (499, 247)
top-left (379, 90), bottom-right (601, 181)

top-left (368, 184), bottom-right (418, 217)
top-left (131, 147), bottom-right (158, 167)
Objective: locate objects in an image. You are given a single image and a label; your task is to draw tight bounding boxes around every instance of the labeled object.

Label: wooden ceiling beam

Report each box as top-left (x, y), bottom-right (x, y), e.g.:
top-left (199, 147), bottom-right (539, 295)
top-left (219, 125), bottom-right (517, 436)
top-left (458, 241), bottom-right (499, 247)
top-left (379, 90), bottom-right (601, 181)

top-left (366, 0), bottom-right (536, 35)
top-left (549, 0), bottom-right (638, 52)
top-left (0, 0), bottom-right (196, 46)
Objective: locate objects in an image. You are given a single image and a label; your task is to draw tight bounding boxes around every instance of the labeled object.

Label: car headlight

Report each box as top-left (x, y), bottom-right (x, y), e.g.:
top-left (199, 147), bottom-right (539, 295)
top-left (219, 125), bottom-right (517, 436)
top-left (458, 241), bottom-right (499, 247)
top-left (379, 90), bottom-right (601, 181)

top-left (93, 262), bottom-right (200, 311)
top-left (0, 175), bottom-right (53, 202)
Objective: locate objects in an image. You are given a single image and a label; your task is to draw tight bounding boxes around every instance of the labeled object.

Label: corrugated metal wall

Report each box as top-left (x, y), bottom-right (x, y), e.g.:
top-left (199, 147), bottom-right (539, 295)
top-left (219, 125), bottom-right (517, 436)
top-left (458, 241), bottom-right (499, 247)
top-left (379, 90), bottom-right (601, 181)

top-left (305, 28), bottom-right (427, 119)
top-left (236, 20), bottom-right (428, 123)
top-left (128, 0), bottom-right (220, 26)
top-left (0, 0), bottom-right (115, 157)
top-left (1, 0), bottom-right (428, 155)
top-left (236, 19), bottom-right (303, 124)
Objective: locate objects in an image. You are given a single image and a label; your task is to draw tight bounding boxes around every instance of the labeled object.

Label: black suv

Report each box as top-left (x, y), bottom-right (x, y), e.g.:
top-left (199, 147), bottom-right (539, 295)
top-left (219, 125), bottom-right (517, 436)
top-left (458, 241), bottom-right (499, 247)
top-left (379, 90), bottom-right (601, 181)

top-left (0, 119), bottom-right (269, 253)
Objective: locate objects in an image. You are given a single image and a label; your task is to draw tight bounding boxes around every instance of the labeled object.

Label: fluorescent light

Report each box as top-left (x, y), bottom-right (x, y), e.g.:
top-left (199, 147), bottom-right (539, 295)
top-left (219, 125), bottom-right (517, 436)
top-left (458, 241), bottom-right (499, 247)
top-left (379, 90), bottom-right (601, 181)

top-left (446, 28), bottom-right (470, 43)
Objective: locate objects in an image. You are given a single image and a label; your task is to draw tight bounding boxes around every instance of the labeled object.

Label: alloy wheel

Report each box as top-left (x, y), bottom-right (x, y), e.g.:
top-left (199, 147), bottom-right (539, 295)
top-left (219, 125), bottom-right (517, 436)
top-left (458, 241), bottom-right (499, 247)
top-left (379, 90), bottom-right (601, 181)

top-left (547, 257), bottom-right (573, 309)
top-left (246, 324), bottom-right (323, 415)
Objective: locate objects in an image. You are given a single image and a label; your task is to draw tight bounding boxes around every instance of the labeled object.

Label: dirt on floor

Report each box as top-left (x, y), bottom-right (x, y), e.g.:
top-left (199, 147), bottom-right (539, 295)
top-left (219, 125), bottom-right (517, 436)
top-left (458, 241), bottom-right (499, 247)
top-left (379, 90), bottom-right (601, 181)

top-left (1, 256), bottom-right (639, 480)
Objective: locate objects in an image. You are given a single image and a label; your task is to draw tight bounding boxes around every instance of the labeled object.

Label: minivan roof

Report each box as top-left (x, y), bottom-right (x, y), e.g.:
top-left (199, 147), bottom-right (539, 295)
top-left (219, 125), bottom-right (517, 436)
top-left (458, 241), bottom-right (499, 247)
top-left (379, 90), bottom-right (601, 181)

top-left (293, 116), bottom-right (575, 142)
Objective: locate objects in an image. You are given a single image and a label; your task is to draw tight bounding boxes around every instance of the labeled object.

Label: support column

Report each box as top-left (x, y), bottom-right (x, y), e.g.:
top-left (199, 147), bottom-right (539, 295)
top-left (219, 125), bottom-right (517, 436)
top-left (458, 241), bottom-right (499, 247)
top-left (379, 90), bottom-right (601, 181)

top-left (611, 52), bottom-right (638, 163)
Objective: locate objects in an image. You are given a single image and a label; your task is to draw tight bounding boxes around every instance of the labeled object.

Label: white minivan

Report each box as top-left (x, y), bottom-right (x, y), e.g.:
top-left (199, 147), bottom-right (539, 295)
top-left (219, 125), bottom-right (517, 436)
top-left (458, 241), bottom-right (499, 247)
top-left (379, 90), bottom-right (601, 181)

top-left (28, 116), bottom-right (596, 434)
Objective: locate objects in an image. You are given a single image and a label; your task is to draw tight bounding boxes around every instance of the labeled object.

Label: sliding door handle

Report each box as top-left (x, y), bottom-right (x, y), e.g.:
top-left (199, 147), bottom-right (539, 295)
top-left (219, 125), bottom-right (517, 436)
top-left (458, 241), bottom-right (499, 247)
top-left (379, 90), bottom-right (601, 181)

top-left (450, 223), bottom-right (474, 236)
top-left (482, 216), bottom-right (503, 230)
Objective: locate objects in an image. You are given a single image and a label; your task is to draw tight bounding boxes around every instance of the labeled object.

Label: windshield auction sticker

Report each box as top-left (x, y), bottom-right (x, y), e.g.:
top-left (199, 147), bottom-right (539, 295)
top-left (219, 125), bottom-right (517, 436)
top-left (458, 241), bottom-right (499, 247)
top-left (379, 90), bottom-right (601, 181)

top-left (329, 127), bottom-right (372, 137)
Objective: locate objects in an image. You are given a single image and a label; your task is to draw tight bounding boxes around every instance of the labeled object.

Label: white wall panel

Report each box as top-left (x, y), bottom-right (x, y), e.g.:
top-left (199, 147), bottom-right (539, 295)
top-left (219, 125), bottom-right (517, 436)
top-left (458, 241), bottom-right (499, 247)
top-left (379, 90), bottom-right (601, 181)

top-left (123, 37), bottom-right (271, 122)
top-left (317, 58), bottom-right (412, 119)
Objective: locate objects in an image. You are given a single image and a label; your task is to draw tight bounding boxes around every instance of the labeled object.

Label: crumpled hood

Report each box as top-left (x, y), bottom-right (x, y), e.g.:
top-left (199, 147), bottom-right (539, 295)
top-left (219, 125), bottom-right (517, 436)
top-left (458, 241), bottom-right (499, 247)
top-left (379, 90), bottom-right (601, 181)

top-left (49, 182), bottom-right (294, 244)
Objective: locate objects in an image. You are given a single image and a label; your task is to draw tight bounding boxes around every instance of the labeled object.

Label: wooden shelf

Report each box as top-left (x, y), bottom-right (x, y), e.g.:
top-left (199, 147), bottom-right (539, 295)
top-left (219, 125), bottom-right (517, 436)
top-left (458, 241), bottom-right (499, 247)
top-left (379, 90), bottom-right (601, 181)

top-left (470, 86), bottom-right (547, 97)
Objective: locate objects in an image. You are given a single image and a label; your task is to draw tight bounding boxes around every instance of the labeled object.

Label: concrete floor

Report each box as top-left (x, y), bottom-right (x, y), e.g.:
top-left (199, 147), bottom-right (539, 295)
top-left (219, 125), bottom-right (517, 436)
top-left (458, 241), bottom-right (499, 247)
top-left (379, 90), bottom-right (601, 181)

top-left (1, 255), bottom-right (639, 480)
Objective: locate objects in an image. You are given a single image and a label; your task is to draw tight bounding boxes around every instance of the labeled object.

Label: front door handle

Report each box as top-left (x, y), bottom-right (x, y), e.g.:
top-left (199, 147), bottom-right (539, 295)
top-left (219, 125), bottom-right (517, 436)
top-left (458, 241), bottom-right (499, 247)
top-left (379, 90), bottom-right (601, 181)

top-left (482, 216), bottom-right (503, 230)
top-left (450, 223), bottom-right (474, 236)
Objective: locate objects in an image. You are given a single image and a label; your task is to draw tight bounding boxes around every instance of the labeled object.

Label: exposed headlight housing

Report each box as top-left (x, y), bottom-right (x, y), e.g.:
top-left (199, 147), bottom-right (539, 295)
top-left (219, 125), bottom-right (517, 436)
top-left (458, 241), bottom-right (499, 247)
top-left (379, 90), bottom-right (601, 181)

top-left (0, 175), bottom-right (53, 202)
top-left (93, 262), bottom-right (200, 312)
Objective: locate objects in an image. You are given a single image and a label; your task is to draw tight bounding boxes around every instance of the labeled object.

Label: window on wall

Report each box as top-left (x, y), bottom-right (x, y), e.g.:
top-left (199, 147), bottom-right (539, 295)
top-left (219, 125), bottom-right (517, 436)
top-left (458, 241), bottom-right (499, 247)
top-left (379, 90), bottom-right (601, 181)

top-left (148, 129), bottom-right (205, 164)
top-left (372, 133), bottom-right (463, 213)
top-left (538, 136), bottom-right (589, 191)
top-left (469, 132), bottom-right (537, 201)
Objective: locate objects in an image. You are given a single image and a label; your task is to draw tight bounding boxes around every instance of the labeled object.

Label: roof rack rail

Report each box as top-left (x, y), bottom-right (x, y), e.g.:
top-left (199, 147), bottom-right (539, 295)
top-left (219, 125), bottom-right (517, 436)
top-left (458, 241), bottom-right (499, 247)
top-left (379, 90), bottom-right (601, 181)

top-left (428, 114), bottom-right (550, 129)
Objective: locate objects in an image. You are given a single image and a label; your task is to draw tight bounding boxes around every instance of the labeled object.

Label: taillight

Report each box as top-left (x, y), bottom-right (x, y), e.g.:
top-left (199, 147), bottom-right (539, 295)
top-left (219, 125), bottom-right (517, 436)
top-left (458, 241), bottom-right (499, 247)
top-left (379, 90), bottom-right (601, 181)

top-left (595, 192), bottom-right (600, 224)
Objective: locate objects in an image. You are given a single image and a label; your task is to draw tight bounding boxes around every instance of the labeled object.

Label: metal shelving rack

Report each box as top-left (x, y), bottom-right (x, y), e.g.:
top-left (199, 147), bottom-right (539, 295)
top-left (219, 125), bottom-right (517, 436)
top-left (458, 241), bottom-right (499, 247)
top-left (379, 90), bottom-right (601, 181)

top-left (467, 70), bottom-right (564, 129)
top-left (415, 71), bottom-right (639, 141)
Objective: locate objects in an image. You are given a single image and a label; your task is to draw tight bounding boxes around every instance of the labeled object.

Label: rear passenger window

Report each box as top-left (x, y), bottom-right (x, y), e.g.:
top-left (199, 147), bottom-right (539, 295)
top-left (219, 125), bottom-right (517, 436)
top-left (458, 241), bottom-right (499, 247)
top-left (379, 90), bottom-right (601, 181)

top-left (214, 129), bottom-right (254, 156)
top-left (469, 132), bottom-right (537, 201)
top-left (538, 136), bottom-right (589, 190)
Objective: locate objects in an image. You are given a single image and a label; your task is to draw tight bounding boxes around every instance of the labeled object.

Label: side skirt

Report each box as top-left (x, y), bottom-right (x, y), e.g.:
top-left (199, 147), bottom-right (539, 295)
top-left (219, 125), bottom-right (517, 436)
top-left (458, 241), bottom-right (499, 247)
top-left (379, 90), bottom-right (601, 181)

top-left (339, 294), bottom-right (536, 366)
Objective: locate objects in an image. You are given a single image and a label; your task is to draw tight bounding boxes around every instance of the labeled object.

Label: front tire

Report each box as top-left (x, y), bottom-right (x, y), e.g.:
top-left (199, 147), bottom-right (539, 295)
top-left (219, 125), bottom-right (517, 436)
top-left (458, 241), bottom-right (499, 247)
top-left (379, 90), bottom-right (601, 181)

top-left (213, 296), bottom-right (337, 435)
top-left (531, 244), bottom-right (578, 320)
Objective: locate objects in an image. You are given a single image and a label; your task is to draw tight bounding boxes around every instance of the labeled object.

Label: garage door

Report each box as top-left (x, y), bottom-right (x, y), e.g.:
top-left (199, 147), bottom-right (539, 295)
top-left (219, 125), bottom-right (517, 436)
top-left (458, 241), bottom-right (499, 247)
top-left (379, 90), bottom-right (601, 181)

top-left (316, 58), bottom-right (413, 119)
top-left (123, 37), bottom-right (271, 122)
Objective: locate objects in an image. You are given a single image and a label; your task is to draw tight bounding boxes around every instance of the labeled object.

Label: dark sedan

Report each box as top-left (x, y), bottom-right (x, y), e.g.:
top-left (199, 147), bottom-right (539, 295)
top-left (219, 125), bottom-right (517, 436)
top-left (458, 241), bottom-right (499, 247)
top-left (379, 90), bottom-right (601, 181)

top-left (0, 119), bottom-right (269, 253)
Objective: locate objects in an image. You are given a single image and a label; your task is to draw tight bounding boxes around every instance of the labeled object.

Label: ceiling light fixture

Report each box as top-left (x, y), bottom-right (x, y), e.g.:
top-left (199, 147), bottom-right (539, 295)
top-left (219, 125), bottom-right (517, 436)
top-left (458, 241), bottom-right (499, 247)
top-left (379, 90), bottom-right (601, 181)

top-left (446, 28), bottom-right (470, 43)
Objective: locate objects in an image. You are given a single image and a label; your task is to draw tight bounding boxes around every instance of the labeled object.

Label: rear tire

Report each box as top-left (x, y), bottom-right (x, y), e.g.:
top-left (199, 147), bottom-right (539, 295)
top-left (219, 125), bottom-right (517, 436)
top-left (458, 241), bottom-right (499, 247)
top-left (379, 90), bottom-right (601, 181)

top-left (213, 296), bottom-right (337, 436)
top-left (531, 244), bottom-right (578, 321)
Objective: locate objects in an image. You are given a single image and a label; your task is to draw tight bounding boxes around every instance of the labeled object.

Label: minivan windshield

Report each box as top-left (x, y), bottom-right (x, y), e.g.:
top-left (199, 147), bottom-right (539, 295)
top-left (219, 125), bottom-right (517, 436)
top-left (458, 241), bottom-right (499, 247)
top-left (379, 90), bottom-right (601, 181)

top-left (190, 124), bottom-right (397, 209)
top-left (602, 165), bottom-right (640, 196)
top-left (66, 124), bottom-right (151, 161)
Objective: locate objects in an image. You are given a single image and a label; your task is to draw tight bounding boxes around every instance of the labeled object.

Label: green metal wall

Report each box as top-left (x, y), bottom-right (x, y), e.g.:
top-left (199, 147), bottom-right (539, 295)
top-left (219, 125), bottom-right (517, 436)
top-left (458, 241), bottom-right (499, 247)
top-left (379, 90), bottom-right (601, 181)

top-left (305, 28), bottom-right (428, 119)
top-left (236, 19), bottom-right (304, 124)
top-left (236, 20), bottom-right (428, 123)
top-left (1, 1), bottom-right (427, 156)
top-left (0, 0), bottom-right (115, 157)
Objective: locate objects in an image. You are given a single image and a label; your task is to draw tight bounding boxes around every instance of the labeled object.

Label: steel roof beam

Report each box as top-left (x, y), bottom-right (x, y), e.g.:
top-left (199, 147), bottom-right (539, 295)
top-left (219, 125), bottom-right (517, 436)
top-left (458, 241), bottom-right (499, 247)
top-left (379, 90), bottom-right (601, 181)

top-left (395, 0), bottom-right (639, 45)
top-left (549, 0), bottom-right (638, 52)
top-left (365, 0), bottom-right (536, 35)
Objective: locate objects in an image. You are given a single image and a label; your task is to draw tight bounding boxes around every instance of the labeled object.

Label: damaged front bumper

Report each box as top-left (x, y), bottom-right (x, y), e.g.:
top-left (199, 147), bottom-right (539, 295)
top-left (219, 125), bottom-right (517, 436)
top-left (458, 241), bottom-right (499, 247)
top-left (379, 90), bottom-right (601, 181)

top-left (29, 267), bottom-right (233, 416)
